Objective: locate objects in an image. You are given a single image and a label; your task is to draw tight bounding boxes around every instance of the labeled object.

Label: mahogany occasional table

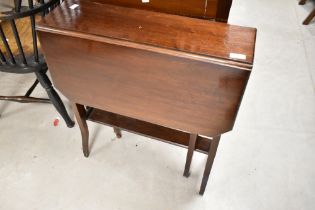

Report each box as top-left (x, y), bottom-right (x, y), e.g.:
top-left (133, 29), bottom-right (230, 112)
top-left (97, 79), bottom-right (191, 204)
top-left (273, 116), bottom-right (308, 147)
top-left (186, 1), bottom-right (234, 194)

top-left (36, 0), bottom-right (256, 195)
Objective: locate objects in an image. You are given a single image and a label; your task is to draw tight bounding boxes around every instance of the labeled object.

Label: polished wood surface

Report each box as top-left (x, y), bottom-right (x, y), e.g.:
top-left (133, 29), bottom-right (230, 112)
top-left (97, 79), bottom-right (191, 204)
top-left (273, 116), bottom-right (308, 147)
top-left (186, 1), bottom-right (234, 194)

top-left (212, 0), bottom-right (232, 21)
top-left (37, 32), bottom-right (250, 137)
top-left (87, 0), bottom-right (231, 21)
top-left (37, 0), bottom-right (255, 66)
top-left (36, 0), bottom-right (256, 194)
top-left (37, 1), bottom-right (255, 137)
top-left (88, 0), bottom-right (211, 19)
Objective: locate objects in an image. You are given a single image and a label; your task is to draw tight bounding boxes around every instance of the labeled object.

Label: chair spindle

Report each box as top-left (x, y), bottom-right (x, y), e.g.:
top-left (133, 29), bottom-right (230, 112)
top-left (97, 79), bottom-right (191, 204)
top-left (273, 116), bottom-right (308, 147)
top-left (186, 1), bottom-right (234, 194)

top-left (0, 25), bottom-right (16, 64)
top-left (29, 0), bottom-right (39, 62)
top-left (14, 0), bottom-right (22, 13)
top-left (39, 0), bottom-right (47, 16)
top-left (0, 49), bottom-right (6, 63)
top-left (10, 19), bottom-right (27, 65)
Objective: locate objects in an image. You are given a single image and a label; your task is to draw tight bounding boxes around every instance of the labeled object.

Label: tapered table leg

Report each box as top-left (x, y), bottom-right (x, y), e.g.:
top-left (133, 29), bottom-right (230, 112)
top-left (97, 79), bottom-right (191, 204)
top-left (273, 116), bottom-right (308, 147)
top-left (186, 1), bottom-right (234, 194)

top-left (72, 103), bottom-right (89, 157)
top-left (183, 133), bottom-right (197, 177)
top-left (113, 127), bottom-right (122, 138)
top-left (199, 135), bottom-right (221, 195)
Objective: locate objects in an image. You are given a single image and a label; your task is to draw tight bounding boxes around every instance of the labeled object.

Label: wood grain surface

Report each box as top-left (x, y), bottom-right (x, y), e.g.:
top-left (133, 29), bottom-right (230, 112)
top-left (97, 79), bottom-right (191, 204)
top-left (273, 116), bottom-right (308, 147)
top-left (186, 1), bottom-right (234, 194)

top-left (37, 32), bottom-right (251, 137)
top-left (37, 0), bottom-right (256, 66)
top-left (85, 0), bottom-right (231, 21)
top-left (36, 0), bottom-right (255, 194)
top-left (36, 0), bottom-right (255, 137)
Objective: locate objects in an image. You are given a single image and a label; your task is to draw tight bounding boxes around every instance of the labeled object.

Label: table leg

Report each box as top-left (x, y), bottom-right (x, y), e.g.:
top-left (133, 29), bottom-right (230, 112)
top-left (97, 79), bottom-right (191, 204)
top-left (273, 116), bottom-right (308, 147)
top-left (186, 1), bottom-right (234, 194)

top-left (199, 135), bottom-right (221, 195)
top-left (72, 103), bottom-right (89, 157)
top-left (113, 127), bottom-right (122, 138)
top-left (183, 133), bottom-right (197, 177)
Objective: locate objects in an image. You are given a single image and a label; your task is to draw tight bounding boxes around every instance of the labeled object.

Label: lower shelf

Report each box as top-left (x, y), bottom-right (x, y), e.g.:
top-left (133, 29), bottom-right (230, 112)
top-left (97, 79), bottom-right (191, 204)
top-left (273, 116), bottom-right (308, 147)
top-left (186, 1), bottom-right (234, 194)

top-left (87, 108), bottom-right (211, 154)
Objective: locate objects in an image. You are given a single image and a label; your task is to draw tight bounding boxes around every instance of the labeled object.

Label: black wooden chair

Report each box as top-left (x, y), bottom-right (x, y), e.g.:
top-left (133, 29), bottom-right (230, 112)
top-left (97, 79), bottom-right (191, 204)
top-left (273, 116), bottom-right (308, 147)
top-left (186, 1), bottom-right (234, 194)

top-left (0, 0), bottom-right (74, 127)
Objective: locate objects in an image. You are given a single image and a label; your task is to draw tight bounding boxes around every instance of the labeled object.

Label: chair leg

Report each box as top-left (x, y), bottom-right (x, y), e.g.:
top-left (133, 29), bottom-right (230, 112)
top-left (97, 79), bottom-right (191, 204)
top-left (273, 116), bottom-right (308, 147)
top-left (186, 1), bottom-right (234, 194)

top-left (113, 127), bottom-right (122, 138)
top-left (0, 95), bottom-right (50, 103)
top-left (25, 79), bottom-right (39, 97)
top-left (183, 133), bottom-right (197, 177)
top-left (199, 135), bottom-right (221, 195)
top-left (72, 103), bottom-right (89, 157)
top-left (0, 79), bottom-right (49, 104)
top-left (303, 9), bottom-right (315, 25)
top-left (35, 71), bottom-right (74, 128)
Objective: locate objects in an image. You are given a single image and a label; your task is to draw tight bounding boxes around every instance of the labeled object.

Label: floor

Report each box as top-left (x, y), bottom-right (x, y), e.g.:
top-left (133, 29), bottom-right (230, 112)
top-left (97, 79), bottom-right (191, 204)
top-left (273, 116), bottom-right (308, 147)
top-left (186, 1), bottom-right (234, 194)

top-left (0, 0), bottom-right (315, 210)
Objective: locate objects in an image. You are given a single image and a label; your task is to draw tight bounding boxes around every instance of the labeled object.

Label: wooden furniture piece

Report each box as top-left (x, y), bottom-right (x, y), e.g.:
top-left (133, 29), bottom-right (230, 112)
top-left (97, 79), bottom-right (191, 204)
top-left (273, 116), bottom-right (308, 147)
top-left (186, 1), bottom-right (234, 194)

top-left (299, 0), bottom-right (315, 25)
top-left (36, 0), bottom-right (256, 195)
top-left (88, 0), bottom-right (233, 22)
top-left (0, 0), bottom-right (74, 127)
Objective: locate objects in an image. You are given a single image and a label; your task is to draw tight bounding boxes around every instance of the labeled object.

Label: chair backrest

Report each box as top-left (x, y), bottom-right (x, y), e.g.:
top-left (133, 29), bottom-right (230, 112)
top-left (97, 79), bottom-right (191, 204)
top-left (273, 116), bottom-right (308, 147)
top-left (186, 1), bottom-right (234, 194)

top-left (0, 0), bottom-right (61, 73)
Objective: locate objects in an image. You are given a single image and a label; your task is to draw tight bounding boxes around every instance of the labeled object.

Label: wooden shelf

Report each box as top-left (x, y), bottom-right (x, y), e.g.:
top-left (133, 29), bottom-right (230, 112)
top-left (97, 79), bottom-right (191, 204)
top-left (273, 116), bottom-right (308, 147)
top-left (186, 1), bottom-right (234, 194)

top-left (87, 107), bottom-right (211, 154)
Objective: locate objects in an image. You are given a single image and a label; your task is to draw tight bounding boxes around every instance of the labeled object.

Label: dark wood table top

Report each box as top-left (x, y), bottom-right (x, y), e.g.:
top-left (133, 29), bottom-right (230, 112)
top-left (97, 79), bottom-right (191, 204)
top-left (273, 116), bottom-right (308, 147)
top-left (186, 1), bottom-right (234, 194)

top-left (37, 0), bottom-right (256, 137)
top-left (37, 0), bottom-right (256, 68)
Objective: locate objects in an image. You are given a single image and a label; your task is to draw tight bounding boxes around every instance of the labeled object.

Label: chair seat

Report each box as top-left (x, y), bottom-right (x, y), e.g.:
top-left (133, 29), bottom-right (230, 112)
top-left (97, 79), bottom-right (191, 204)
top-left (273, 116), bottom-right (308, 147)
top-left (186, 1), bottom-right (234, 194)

top-left (0, 56), bottom-right (47, 73)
